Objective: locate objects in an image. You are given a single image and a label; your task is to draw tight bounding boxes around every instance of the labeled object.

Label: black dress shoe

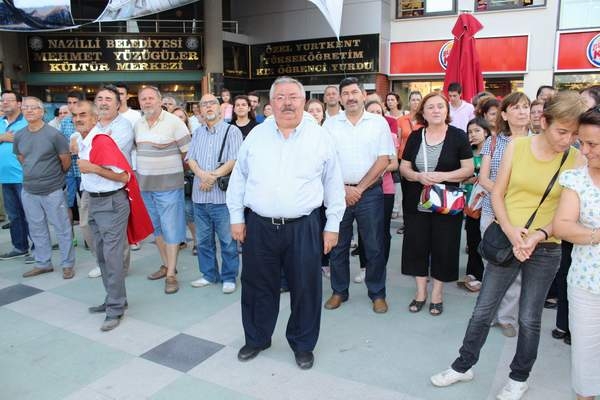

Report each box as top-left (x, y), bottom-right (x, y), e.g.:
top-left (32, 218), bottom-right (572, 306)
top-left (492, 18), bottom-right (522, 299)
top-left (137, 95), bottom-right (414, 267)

top-left (564, 332), bottom-right (571, 345)
top-left (544, 299), bottom-right (557, 309)
top-left (2, 222), bottom-right (10, 230)
top-left (551, 328), bottom-right (568, 339)
top-left (237, 341), bottom-right (271, 362)
top-left (89, 302), bottom-right (128, 313)
top-left (294, 351), bottom-right (314, 370)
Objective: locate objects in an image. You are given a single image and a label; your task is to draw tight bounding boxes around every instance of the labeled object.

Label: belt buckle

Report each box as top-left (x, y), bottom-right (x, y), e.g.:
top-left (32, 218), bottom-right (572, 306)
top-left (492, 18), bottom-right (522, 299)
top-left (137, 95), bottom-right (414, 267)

top-left (271, 217), bottom-right (284, 225)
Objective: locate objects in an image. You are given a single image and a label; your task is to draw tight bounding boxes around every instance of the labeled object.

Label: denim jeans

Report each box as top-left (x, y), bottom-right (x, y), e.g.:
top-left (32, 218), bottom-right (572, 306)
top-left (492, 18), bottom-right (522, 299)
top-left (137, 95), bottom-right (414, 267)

top-left (329, 185), bottom-right (386, 300)
top-left (2, 183), bottom-right (29, 252)
top-left (193, 203), bottom-right (239, 283)
top-left (451, 244), bottom-right (561, 382)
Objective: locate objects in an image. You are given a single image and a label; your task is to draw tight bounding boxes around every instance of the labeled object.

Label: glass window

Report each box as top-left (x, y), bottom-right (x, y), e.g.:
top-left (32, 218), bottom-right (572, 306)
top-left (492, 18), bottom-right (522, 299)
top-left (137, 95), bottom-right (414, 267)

top-left (555, 73), bottom-right (600, 91)
top-left (475, 0), bottom-right (545, 12)
top-left (559, 0), bottom-right (600, 30)
top-left (396, 1), bottom-right (456, 19)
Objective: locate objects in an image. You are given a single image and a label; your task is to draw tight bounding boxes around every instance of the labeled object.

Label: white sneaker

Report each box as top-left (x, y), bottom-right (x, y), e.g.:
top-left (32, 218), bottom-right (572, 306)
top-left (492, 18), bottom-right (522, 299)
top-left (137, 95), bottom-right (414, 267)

top-left (430, 368), bottom-right (474, 387)
top-left (496, 378), bottom-right (528, 400)
top-left (88, 267), bottom-right (102, 278)
top-left (130, 243), bottom-right (141, 251)
top-left (321, 266), bottom-right (331, 279)
top-left (353, 268), bottom-right (366, 283)
top-left (222, 282), bottom-right (236, 294)
top-left (191, 278), bottom-right (212, 288)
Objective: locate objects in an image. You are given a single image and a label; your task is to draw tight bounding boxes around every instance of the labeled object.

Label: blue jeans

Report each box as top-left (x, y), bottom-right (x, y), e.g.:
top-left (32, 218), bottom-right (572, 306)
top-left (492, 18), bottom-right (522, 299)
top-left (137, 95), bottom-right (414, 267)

top-left (193, 203), bottom-right (239, 283)
top-left (65, 176), bottom-right (81, 208)
top-left (2, 183), bottom-right (29, 252)
top-left (329, 185), bottom-right (386, 300)
top-left (451, 244), bottom-right (561, 382)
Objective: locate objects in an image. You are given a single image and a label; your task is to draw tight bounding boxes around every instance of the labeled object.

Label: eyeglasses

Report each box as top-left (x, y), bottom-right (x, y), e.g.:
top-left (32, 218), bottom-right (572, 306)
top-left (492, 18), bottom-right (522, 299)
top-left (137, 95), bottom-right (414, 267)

top-left (272, 95), bottom-right (304, 103)
top-left (21, 105), bottom-right (42, 111)
top-left (1, 99), bottom-right (17, 103)
top-left (200, 99), bottom-right (219, 107)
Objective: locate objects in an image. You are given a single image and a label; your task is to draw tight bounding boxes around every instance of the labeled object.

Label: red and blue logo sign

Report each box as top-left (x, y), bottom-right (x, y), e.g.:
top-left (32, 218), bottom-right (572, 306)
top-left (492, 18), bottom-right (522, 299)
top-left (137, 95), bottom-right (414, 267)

top-left (587, 33), bottom-right (600, 68)
top-left (439, 40), bottom-right (454, 70)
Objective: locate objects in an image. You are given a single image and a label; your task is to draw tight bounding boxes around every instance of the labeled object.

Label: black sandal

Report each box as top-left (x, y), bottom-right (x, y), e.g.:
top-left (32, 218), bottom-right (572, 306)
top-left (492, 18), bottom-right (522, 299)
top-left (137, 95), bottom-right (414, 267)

top-left (429, 302), bottom-right (443, 316)
top-left (408, 299), bottom-right (426, 313)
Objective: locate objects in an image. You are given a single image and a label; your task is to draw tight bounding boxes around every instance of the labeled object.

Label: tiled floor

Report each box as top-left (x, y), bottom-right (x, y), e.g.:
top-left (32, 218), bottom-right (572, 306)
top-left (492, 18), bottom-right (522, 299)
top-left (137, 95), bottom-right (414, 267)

top-left (0, 222), bottom-right (574, 399)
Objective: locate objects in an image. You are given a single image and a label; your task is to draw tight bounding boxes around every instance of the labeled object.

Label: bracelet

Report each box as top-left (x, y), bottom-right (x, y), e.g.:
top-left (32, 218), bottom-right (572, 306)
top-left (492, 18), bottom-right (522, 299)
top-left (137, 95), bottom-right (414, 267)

top-left (536, 228), bottom-right (549, 241)
top-left (592, 228), bottom-right (599, 246)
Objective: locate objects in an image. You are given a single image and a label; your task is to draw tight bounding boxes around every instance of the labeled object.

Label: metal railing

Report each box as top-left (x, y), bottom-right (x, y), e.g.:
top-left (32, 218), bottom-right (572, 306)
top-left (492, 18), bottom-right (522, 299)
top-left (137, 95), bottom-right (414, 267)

top-left (70, 19), bottom-right (238, 34)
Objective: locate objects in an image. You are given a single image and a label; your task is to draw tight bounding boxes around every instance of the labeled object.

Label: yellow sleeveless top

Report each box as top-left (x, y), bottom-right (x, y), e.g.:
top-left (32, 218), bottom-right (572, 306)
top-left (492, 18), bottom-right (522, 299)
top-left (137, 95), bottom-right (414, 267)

top-left (504, 137), bottom-right (578, 243)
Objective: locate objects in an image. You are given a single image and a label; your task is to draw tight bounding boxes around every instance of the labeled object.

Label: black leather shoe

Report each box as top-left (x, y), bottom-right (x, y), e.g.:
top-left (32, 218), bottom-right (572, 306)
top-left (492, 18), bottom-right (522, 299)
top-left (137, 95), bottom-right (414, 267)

top-left (237, 341), bottom-right (271, 362)
top-left (294, 351), bottom-right (314, 369)
top-left (564, 332), bottom-right (571, 345)
top-left (551, 328), bottom-right (568, 339)
top-left (89, 302), bottom-right (128, 313)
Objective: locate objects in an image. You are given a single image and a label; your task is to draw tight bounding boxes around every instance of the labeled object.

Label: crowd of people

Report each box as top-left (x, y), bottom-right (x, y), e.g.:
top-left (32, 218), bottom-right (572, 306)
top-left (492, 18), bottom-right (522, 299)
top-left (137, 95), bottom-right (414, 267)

top-left (0, 76), bottom-right (599, 399)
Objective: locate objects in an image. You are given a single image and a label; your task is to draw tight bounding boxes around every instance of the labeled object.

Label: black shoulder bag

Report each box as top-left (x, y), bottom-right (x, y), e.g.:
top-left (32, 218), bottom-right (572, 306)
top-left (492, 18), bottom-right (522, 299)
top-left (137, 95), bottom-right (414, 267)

top-left (478, 150), bottom-right (569, 266)
top-left (216, 125), bottom-right (232, 192)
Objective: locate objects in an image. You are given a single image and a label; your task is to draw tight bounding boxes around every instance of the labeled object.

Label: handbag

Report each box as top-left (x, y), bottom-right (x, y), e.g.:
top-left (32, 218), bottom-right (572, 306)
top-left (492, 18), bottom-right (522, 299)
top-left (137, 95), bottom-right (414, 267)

top-left (417, 130), bottom-right (466, 215)
top-left (478, 150), bottom-right (569, 266)
top-left (464, 182), bottom-right (486, 219)
top-left (216, 125), bottom-right (232, 192)
top-left (183, 171), bottom-right (194, 197)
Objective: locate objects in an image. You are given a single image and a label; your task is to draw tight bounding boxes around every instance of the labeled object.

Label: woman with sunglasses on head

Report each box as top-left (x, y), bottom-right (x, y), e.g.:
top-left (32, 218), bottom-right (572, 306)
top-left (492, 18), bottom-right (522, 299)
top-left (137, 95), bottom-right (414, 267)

top-left (553, 106), bottom-right (600, 400)
top-left (431, 91), bottom-right (588, 400)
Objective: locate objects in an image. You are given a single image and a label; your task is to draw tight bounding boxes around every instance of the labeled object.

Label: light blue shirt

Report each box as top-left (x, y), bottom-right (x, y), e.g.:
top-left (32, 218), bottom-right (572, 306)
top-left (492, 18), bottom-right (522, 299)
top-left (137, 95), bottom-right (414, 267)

top-left (226, 115), bottom-right (346, 233)
top-left (0, 114), bottom-right (27, 184)
top-left (186, 120), bottom-right (243, 204)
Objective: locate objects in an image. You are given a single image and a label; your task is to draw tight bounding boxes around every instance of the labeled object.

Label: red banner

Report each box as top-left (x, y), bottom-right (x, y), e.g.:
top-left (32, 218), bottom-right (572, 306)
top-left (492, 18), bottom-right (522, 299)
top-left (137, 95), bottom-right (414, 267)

top-left (556, 31), bottom-right (600, 71)
top-left (390, 36), bottom-right (528, 75)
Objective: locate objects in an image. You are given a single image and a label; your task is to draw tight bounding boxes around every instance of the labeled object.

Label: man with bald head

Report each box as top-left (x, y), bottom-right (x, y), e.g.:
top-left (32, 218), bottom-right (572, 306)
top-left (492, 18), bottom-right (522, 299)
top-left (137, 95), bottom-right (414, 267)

top-left (186, 93), bottom-right (243, 293)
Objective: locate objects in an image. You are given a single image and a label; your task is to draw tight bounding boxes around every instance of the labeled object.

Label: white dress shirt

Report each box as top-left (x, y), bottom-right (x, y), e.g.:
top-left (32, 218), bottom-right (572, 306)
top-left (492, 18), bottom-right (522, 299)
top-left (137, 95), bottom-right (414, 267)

top-left (78, 131), bottom-right (125, 193)
top-left (226, 115), bottom-right (346, 233)
top-left (324, 111), bottom-right (394, 184)
top-left (91, 114), bottom-right (135, 166)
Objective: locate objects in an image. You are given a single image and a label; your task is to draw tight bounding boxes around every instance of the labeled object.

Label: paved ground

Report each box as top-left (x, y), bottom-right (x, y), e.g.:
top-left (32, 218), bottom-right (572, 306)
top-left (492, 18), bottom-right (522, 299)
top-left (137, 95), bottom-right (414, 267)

top-left (0, 220), bottom-right (573, 400)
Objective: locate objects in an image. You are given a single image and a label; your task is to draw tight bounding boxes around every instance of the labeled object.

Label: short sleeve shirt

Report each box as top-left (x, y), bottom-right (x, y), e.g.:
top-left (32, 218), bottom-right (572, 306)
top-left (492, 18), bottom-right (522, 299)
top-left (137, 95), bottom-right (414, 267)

top-left (480, 134), bottom-right (511, 218)
top-left (14, 123), bottom-right (69, 195)
top-left (560, 168), bottom-right (600, 294)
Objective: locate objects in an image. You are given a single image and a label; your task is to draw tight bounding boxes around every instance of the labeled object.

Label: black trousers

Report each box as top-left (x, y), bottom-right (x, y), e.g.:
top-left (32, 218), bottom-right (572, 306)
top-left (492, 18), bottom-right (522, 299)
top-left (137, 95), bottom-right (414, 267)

top-left (555, 241), bottom-right (573, 332)
top-left (465, 216), bottom-right (484, 281)
top-left (241, 209), bottom-right (322, 352)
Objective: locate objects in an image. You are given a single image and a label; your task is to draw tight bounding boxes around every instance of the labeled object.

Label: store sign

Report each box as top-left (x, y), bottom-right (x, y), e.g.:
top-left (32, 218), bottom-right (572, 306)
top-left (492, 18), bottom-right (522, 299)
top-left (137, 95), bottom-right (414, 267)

top-left (556, 30), bottom-right (600, 71)
top-left (250, 34), bottom-right (379, 78)
top-left (27, 34), bottom-right (203, 73)
top-left (390, 36), bottom-right (528, 75)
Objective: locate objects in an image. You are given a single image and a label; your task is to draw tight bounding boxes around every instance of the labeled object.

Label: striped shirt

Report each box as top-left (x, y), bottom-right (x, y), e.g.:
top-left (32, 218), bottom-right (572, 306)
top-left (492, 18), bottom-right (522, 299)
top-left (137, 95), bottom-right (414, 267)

top-left (186, 120), bottom-right (243, 204)
top-left (134, 110), bottom-right (191, 191)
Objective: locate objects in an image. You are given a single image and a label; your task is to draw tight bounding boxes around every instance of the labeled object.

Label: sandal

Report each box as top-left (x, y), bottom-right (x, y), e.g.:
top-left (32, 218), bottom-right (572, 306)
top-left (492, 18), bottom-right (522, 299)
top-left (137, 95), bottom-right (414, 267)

top-left (408, 299), bottom-right (426, 313)
top-left (429, 302), bottom-right (443, 316)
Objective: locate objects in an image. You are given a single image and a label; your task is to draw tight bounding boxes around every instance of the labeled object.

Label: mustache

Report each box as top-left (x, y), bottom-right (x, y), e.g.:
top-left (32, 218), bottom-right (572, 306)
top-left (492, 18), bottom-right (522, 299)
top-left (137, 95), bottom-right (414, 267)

top-left (281, 107), bottom-right (295, 112)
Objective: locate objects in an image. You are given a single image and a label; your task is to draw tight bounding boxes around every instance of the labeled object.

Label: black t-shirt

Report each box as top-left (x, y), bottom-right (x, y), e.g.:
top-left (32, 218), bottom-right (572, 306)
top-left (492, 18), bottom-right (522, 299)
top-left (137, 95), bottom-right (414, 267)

top-left (401, 125), bottom-right (472, 214)
top-left (233, 119), bottom-right (259, 139)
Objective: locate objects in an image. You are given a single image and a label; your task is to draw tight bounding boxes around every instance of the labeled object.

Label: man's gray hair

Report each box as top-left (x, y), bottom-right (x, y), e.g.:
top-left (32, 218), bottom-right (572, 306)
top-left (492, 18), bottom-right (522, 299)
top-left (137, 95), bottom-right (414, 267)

top-left (78, 100), bottom-right (99, 116)
top-left (139, 85), bottom-right (162, 99)
top-left (22, 96), bottom-right (44, 109)
top-left (269, 76), bottom-right (305, 100)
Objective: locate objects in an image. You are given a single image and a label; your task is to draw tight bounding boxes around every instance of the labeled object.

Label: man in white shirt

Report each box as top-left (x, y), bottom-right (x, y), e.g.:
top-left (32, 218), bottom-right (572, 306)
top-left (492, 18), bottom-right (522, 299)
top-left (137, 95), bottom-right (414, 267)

top-left (227, 76), bottom-right (345, 370)
top-left (115, 83), bottom-right (141, 128)
top-left (448, 82), bottom-right (474, 133)
top-left (74, 100), bottom-right (130, 332)
top-left (324, 85), bottom-right (342, 119)
top-left (323, 77), bottom-right (393, 314)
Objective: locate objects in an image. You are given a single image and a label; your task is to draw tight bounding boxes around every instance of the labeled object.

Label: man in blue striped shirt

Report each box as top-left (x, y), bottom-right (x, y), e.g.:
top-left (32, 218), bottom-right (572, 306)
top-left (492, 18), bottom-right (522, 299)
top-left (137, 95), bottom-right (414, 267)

top-left (186, 93), bottom-right (243, 294)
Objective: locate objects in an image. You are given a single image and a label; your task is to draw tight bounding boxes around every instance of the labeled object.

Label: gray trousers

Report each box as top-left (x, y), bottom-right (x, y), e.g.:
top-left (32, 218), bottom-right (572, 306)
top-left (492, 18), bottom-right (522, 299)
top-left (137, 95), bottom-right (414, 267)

top-left (21, 188), bottom-right (75, 269)
top-left (480, 212), bottom-right (521, 327)
top-left (80, 191), bottom-right (130, 270)
top-left (88, 190), bottom-right (130, 317)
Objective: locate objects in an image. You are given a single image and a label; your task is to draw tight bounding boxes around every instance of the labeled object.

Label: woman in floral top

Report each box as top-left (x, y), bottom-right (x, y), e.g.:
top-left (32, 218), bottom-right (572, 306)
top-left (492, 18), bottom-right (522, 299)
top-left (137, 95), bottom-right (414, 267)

top-left (554, 107), bottom-right (600, 400)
